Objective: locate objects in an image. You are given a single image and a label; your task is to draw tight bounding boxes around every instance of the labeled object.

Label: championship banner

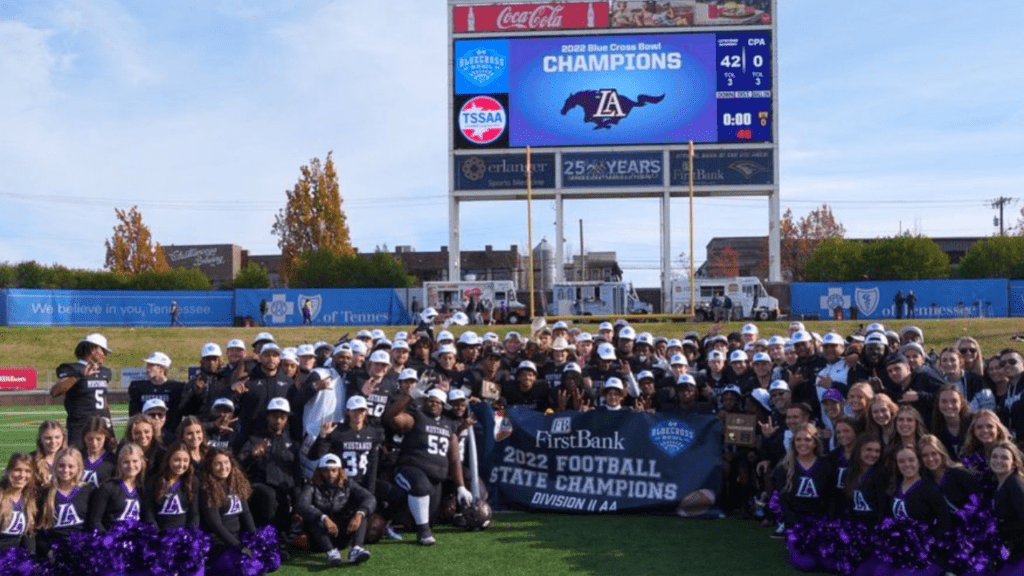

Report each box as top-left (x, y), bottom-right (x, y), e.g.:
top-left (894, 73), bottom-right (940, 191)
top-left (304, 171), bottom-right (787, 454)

top-left (488, 407), bottom-right (722, 515)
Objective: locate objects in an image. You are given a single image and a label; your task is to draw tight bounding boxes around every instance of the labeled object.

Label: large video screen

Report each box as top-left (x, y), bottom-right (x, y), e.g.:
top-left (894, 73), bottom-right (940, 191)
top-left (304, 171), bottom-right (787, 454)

top-left (453, 31), bottom-right (771, 148)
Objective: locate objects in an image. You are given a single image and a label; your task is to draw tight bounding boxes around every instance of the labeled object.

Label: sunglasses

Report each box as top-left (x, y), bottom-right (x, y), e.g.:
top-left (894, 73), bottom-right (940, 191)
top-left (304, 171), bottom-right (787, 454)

top-left (1000, 358), bottom-right (1019, 367)
top-left (959, 348), bottom-right (977, 354)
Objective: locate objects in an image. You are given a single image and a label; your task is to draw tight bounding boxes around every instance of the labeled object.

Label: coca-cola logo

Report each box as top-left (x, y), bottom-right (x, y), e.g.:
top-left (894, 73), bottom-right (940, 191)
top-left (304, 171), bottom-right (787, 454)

top-left (497, 5), bottom-right (564, 30)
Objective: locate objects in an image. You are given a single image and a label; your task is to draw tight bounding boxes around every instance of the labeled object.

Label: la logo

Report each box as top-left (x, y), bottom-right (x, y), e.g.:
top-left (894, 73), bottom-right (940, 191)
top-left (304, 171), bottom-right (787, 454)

top-left (83, 470), bottom-right (98, 486)
top-left (3, 512), bottom-right (25, 535)
top-left (56, 503), bottom-right (83, 528)
top-left (594, 89), bottom-right (625, 118)
top-left (853, 490), bottom-right (871, 512)
top-left (120, 499), bottom-right (140, 521)
top-left (227, 495), bottom-right (243, 515)
top-left (160, 494), bottom-right (185, 516)
top-left (892, 498), bottom-right (908, 519)
top-left (796, 477), bottom-right (818, 498)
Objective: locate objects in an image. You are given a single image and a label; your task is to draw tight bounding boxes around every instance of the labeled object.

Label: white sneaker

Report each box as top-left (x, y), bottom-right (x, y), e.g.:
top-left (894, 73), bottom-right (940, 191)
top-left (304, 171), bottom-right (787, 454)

top-left (348, 545), bottom-right (371, 565)
top-left (326, 548), bottom-right (343, 566)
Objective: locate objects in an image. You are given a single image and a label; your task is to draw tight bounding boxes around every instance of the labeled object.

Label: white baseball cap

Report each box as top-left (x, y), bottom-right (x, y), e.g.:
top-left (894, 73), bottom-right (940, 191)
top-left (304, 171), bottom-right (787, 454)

top-left (505, 331), bottom-right (524, 341)
top-left (357, 329), bottom-right (373, 339)
top-left (707, 350), bottom-right (725, 362)
top-left (459, 332), bottom-right (482, 346)
top-left (144, 351), bottom-right (172, 368)
top-left (767, 335), bottom-right (786, 347)
top-left (618, 326), bottom-right (636, 340)
top-left (576, 332), bottom-right (593, 342)
top-left (741, 324), bottom-right (759, 335)
top-left (310, 368), bottom-right (332, 383)
top-left (637, 370), bottom-right (655, 382)
top-left (368, 350), bottom-right (391, 365)
top-left (253, 332), bottom-right (275, 345)
top-left (82, 333), bottom-right (112, 353)
top-left (769, 380), bottom-right (790, 392)
top-left (552, 320), bottom-right (569, 330)
top-left (667, 338), bottom-right (682, 349)
top-left (267, 397), bottom-right (291, 413)
top-left (597, 343), bottom-right (617, 361)
top-left (676, 374), bottom-right (697, 387)
top-left (437, 330), bottom-right (455, 343)
top-left (866, 322), bottom-right (885, 334)
top-left (421, 307), bottom-right (438, 321)
top-left (226, 339), bottom-right (246, 350)
top-left (394, 331), bottom-right (408, 341)
top-left (822, 332), bottom-right (845, 346)
top-left (399, 368), bottom-right (419, 381)
top-left (318, 454), bottom-right (342, 469)
top-left (370, 329), bottom-right (386, 341)
top-left (563, 362), bottom-right (582, 374)
top-left (333, 343), bottom-right (352, 356)
top-left (297, 344), bottom-right (316, 357)
top-left (635, 332), bottom-right (654, 346)
top-left (603, 377), bottom-right (624, 391)
top-left (212, 398), bottom-right (234, 411)
top-left (314, 341), bottom-right (332, 352)
top-left (142, 398), bottom-right (168, 413)
top-left (551, 337), bottom-right (570, 351)
top-left (260, 343), bottom-right (282, 355)
top-left (346, 396), bottom-right (368, 411)
top-left (483, 332), bottom-right (499, 342)
top-left (729, 350), bottom-right (749, 363)
top-left (349, 341), bottom-right (367, 355)
top-left (752, 352), bottom-right (772, 363)
top-left (391, 340), bottom-right (410, 351)
top-left (864, 333), bottom-right (888, 347)
top-left (426, 389), bottom-right (448, 403)
top-left (517, 360), bottom-right (538, 373)
top-left (448, 389), bottom-right (467, 402)
top-left (201, 343), bottom-right (222, 358)
top-left (788, 322), bottom-right (805, 332)
top-left (437, 344), bottom-right (457, 356)
top-left (280, 349), bottom-right (299, 363)
top-left (598, 321), bottom-right (614, 332)
top-left (790, 331), bottom-right (813, 344)
top-left (722, 384), bottom-right (743, 397)
top-left (670, 354), bottom-right (689, 366)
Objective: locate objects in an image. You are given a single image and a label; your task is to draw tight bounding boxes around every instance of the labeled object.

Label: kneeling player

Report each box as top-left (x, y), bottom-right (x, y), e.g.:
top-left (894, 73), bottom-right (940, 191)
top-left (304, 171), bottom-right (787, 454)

top-left (384, 389), bottom-right (472, 545)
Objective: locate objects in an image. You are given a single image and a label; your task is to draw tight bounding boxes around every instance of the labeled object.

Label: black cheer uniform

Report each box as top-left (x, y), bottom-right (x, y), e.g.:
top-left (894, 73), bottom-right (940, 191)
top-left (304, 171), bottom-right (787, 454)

top-left (199, 490), bottom-right (255, 550)
top-left (772, 457), bottom-right (836, 525)
top-left (145, 479), bottom-right (199, 530)
top-left (82, 452), bottom-right (116, 488)
top-left (87, 479), bottom-right (143, 531)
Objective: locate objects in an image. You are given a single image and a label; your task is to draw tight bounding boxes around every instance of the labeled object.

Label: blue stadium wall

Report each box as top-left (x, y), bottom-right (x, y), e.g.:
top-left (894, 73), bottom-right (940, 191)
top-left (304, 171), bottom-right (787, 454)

top-left (790, 279), bottom-right (1024, 320)
top-left (0, 289), bottom-right (413, 326)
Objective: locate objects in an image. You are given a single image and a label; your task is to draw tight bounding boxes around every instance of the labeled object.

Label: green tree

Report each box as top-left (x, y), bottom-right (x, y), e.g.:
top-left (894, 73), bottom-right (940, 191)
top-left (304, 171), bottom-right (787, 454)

top-left (804, 238), bottom-right (865, 281)
top-left (290, 250), bottom-right (413, 288)
top-left (104, 206), bottom-right (169, 274)
top-left (272, 152), bottom-right (353, 284)
top-left (233, 262), bottom-right (271, 289)
top-left (862, 235), bottom-right (950, 280)
top-left (780, 204), bottom-right (846, 281)
top-left (956, 236), bottom-right (1024, 278)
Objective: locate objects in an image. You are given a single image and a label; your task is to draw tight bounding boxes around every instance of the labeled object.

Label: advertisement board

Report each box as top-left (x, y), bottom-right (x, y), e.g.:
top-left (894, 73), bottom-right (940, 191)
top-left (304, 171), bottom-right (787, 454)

top-left (0, 289), bottom-right (235, 327)
top-left (561, 151), bottom-right (664, 187)
top-left (454, 153), bottom-right (556, 191)
top-left (609, 0), bottom-right (772, 28)
top-left (790, 280), bottom-right (1008, 320)
top-left (454, 2), bottom-right (610, 33)
top-left (235, 289), bottom-right (413, 326)
top-left (453, 31), bottom-right (772, 148)
top-left (0, 368), bottom-right (37, 390)
top-left (669, 147), bottom-right (773, 186)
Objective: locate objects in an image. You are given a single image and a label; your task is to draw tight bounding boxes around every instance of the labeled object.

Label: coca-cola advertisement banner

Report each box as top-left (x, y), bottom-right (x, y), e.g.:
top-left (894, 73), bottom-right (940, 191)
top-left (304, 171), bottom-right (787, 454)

top-left (453, 2), bottom-right (610, 33)
top-left (610, 1), bottom-right (772, 28)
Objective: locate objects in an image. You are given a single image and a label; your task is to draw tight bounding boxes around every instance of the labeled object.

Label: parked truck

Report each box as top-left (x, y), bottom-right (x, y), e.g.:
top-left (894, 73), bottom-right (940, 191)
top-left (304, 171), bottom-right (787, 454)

top-left (547, 281), bottom-right (653, 317)
top-left (421, 280), bottom-right (530, 324)
top-left (670, 276), bottom-right (779, 321)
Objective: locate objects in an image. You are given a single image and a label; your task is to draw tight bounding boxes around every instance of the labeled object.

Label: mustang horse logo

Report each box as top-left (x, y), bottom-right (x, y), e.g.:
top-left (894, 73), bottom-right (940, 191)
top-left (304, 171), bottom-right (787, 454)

top-left (561, 89), bottom-right (665, 130)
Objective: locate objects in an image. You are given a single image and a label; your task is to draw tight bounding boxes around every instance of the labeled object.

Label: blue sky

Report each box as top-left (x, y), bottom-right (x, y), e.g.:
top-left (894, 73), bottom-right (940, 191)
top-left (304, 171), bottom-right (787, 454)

top-left (1, 1), bottom-right (1021, 287)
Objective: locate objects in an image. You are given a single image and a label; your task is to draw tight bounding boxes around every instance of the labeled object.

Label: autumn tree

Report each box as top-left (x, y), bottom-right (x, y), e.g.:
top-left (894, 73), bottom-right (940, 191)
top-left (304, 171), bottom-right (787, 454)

top-left (104, 206), bottom-right (169, 274)
top-left (272, 152), bottom-right (354, 284)
top-left (707, 245), bottom-right (740, 277)
top-left (780, 204), bottom-right (846, 281)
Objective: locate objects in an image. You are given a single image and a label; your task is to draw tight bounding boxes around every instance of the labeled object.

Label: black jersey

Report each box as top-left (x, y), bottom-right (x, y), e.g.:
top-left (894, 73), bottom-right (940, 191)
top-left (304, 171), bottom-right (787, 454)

top-left (772, 457), bottom-right (836, 524)
top-left (88, 478), bottom-right (143, 531)
top-left (128, 378), bottom-right (186, 433)
top-left (43, 484), bottom-right (95, 538)
top-left (994, 475), bottom-right (1024, 555)
top-left (82, 452), bottom-right (116, 487)
top-left (56, 361), bottom-right (112, 430)
top-left (236, 366), bottom-right (293, 438)
top-left (846, 466), bottom-right (885, 523)
top-left (146, 479), bottom-right (199, 530)
top-left (348, 373), bottom-right (399, 425)
top-left (397, 409), bottom-right (458, 483)
top-left (828, 448), bottom-right (851, 491)
top-left (0, 498), bottom-right (32, 552)
top-left (308, 424), bottom-right (384, 491)
top-left (501, 379), bottom-right (551, 412)
top-left (199, 490), bottom-right (254, 549)
top-left (889, 478), bottom-right (951, 530)
top-left (936, 467), bottom-right (982, 512)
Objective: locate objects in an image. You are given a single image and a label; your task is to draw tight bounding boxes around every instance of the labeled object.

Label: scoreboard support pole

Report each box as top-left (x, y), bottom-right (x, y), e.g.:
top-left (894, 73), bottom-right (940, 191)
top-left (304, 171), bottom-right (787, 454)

top-left (449, 196), bottom-right (460, 281)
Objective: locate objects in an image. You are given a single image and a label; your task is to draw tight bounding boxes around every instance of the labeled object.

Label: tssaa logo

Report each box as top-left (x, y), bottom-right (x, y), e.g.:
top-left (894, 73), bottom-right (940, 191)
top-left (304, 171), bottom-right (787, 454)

top-left (459, 96), bottom-right (507, 145)
top-left (561, 89), bottom-right (664, 130)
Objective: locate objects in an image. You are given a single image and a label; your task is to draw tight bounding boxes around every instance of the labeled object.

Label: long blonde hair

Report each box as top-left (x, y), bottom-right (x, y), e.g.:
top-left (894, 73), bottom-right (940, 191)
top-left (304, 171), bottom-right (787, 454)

top-left (959, 409), bottom-right (1011, 460)
top-left (38, 447), bottom-right (85, 530)
top-left (0, 453), bottom-right (38, 536)
top-left (780, 423), bottom-right (822, 494)
top-left (116, 443), bottom-right (147, 488)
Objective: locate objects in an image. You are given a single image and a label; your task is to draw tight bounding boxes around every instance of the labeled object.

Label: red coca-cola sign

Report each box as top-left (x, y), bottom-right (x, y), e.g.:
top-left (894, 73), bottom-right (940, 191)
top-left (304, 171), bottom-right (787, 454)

top-left (454, 2), bottom-right (610, 33)
top-left (0, 368), bottom-right (37, 390)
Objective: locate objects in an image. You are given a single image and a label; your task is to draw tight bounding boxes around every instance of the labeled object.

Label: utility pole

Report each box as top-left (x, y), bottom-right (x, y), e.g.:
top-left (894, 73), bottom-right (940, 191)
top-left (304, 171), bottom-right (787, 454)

top-left (992, 197), bottom-right (1016, 236)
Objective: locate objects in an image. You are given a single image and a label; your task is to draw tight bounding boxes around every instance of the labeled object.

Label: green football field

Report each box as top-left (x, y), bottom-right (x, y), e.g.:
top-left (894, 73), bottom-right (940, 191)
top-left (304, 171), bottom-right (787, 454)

top-left (0, 404), bottom-right (815, 575)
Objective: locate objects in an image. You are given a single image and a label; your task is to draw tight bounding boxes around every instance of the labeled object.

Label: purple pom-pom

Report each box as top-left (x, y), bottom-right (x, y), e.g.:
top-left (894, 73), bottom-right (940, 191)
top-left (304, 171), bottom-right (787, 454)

top-left (0, 545), bottom-right (40, 576)
top-left (873, 516), bottom-right (935, 569)
top-left (209, 526), bottom-right (280, 576)
top-left (768, 491), bottom-right (783, 523)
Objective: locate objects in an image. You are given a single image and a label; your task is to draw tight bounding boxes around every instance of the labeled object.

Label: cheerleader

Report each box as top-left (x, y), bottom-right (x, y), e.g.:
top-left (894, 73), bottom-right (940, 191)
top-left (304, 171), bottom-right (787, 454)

top-left (990, 441), bottom-right (1024, 573)
top-left (80, 416), bottom-right (116, 488)
top-left (51, 333), bottom-right (113, 448)
top-left (177, 416), bottom-right (210, 467)
top-left (959, 409), bottom-right (1012, 491)
top-left (37, 448), bottom-right (93, 553)
top-left (888, 446), bottom-right (950, 528)
top-left (295, 454), bottom-right (375, 566)
top-left (827, 416), bottom-right (861, 490)
top-left (200, 448), bottom-right (278, 576)
top-left (0, 454), bottom-right (37, 553)
top-left (883, 404), bottom-right (927, 471)
top-left (866, 394), bottom-right (898, 448)
top-left (87, 443), bottom-right (145, 531)
top-left (29, 420), bottom-right (66, 486)
top-left (918, 434), bottom-right (980, 511)
top-left (122, 414), bottom-right (166, 476)
top-left (771, 422), bottom-right (835, 536)
top-left (846, 382), bottom-right (874, 424)
top-left (843, 435), bottom-right (885, 523)
top-left (930, 384), bottom-right (971, 459)
top-left (145, 443), bottom-right (199, 529)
